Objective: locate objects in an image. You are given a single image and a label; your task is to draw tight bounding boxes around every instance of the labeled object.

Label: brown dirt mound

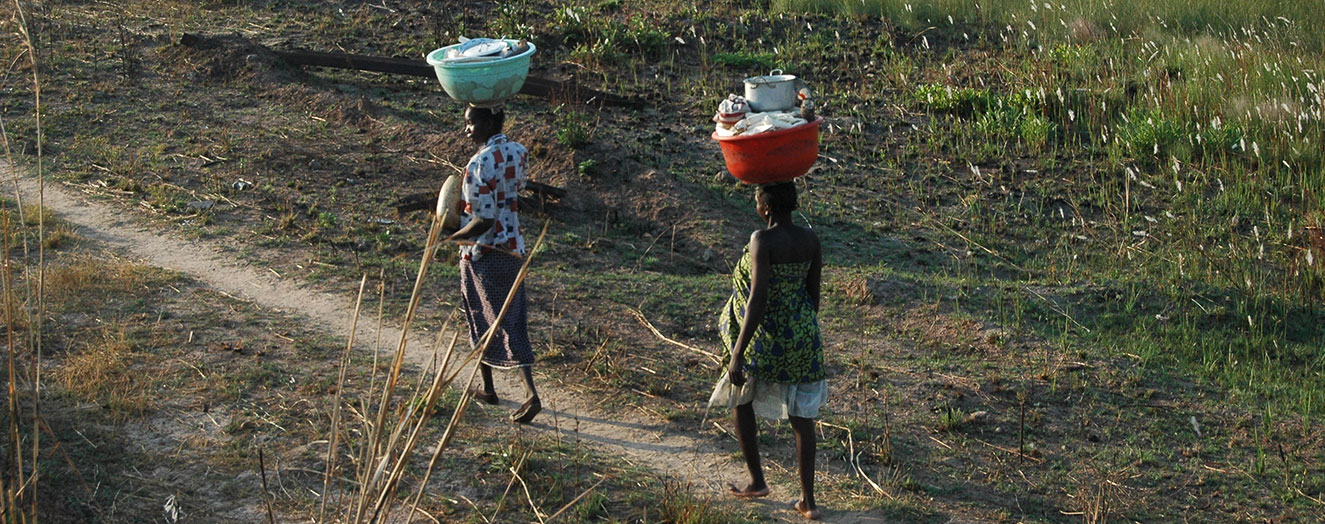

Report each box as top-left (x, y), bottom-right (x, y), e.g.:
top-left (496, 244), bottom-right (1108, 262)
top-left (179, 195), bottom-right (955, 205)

top-left (161, 32), bottom-right (297, 86)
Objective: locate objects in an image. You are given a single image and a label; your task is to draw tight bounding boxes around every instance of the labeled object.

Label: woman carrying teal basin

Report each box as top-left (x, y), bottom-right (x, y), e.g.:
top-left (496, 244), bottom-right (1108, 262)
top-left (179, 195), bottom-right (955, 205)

top-left (709, 181), bottom-right (825, 520)
top-left (425, 39), bottom-right (536, 106)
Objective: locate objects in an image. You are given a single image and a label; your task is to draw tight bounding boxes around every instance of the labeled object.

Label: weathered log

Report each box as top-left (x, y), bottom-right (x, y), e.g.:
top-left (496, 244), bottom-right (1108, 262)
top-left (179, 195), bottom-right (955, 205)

top-left (179, 33), bottom-right (642, 108)
top-left (525, 181), bottom-right (567, 198)
top-left (271, 48), bottom-right (642, 108)
top-left (168, 33), bottom-right (636, 110)
top-left (392, 180), bottom-right (565, 216)
top-left (392, 193), bottom-right (438, 215)
top-left (273, 48), bottom-right (434, 77)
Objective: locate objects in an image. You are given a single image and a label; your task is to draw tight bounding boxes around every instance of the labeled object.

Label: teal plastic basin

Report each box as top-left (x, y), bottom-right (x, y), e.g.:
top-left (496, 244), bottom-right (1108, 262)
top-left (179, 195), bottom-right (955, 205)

top-left (425, 40), bottom-right (536, 105)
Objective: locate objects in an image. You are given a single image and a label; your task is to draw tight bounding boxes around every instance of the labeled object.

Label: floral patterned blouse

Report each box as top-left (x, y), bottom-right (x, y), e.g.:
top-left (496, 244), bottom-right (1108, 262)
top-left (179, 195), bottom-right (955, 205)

top-left (719, 247), bottom-right (825, 383)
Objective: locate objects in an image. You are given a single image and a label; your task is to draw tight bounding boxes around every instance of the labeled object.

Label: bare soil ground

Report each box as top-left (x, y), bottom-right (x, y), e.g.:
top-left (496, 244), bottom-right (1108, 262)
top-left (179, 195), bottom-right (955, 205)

top-left (3, 1), bottom-right (1322, 523)
top-left (6, 160), bottom-right (781, 523)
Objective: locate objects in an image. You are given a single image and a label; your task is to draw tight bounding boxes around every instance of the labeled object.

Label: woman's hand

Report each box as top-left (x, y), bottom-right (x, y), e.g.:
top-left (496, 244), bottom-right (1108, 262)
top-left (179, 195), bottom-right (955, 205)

top-left (727, 356), bottom-right (746, 387)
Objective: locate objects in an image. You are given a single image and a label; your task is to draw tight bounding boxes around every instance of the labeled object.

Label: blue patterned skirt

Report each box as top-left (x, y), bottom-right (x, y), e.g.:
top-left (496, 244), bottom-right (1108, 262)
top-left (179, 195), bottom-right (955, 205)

top-left (459, 252), bottom-right (534, 368)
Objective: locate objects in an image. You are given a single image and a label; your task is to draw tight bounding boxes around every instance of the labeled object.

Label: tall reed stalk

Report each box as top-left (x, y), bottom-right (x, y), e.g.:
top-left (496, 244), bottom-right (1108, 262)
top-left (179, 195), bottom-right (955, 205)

top-left (1, 1), bottom-right (43, 520)
top-left (318, 214), bottom-right (549, 523)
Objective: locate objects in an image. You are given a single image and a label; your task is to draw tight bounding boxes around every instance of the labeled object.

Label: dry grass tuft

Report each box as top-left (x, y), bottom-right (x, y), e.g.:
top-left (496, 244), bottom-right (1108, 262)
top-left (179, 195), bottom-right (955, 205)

top-left (1068, 18), bottom-right (1104, 42)
top-left (652, 482), bottom-right (729, 524)
top-left (41, 225), bottom-right (78, 249)
top-left (19, 204), bottom-right (54, 228)
top-left (44, 256), bottom-right (156, 300)
top-left (841, 275), bottom-right (875, 306)
top-left (53, 326), bottom-right (152, 417)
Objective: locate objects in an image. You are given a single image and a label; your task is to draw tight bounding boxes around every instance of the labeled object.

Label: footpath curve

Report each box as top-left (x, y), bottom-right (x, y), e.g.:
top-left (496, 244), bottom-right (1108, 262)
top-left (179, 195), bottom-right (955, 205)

top-left (5, 163), bottom-right (892, 522)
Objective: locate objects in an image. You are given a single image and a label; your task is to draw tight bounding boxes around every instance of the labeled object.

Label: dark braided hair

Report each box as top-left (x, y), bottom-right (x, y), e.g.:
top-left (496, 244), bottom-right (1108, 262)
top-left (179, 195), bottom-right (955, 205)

top-left (755, 182), bottom-right (798, 215)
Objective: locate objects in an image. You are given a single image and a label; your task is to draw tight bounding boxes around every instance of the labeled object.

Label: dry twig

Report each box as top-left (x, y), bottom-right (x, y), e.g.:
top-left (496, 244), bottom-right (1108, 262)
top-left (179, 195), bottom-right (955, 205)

top-left (628, 308), bottom-right (721, 365)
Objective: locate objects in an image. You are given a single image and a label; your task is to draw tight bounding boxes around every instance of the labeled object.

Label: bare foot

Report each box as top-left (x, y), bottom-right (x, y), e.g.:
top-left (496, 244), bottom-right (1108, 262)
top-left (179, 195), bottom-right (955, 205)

top-left (794, 500), bottom-right (821, 520)
top-left (727, 483), bottom-right (770, 498)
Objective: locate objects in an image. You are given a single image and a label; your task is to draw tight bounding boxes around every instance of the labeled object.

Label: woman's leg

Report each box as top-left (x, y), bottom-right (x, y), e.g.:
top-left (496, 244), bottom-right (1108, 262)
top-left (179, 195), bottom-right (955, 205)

top-left (789, 416), bottom-right (820, 519)
top-left (479, 363), bottom-right (496, 395)
top-left (519, 366), bottom-right (539, 399)
top-left (469, 363), bottom-right (499, 405)
top-left (729, 402), bottom-right (769, 497)
top-left (510, 366), bottom-right (541, 423)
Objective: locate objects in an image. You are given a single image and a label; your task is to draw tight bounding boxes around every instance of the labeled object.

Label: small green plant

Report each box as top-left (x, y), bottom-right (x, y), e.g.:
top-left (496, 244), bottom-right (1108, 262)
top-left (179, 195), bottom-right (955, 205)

top-left (712, 51), bottom-right (780, 71)
top-left (913, 84), bottom-right (992, 116)
top-left (570, 490), bottom-right (609, 521)
top-left (146, 184), bottom-right (182, 213)
top-left (1115, 107), bottom-right (1191, 162)
top-left (937, 407), bottom-right (967, 432)
top-left (577, 158), bottom-right (599, 176)
top-left (489, 0), bottom-right (534, 39)
top-left (654, 482), bottom-right (732, 524)
top-left (623, 15), bottom-right (667, 56)
top-left (569, 39), bottom-right (623, 68)
top-left (317, 211), bottom-right (338, 229)
top-left (552, 5), bottom-right (598, 47)
top-left (556, 110), bottom-right (594, 149)
top-left (920, 84), bottom-right (1054, 149)
top-left (1018, 114), bottom-right (1053, 149)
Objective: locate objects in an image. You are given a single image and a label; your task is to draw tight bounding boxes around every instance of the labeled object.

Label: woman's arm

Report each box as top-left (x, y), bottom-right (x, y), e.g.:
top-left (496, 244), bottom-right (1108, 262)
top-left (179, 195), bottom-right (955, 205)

top-left (728, 232), bottom-right (771, 386)
top-left (448, 216), bottom-right (494, 241)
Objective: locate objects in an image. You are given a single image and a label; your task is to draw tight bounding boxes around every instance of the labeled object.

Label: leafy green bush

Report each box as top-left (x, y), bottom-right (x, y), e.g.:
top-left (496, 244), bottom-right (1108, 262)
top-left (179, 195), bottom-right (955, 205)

top-left (552, 5), bottom-right (597, 47)
top-left (913, 84), bottom-right (992, 116)
top-left (918, 84), bottom-right (1054, 149)
top-left (489, 1), bottom-right (535, 39)
top-left (624, 15), bottom-right (667, 56)
top-left (1197, 121), bottom-right (1244, 157)
top-left (557, 13), bottom-right (664, 65)
top-left (569, 39), bottom-right (622, 67)
top-left (556, 110), bottom-right (594, 149)
top-left (1115, 107), bottom-right (1191, 160)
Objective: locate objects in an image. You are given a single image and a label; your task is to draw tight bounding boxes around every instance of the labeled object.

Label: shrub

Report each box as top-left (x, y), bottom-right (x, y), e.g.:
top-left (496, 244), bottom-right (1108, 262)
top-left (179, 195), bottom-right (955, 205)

top-left (712, 51), bottom-right (780, 71)
top-left (913, 84), bottom-right (992, 116)
top-left (1115, 107), bottom-right (1191, 160)
top-left (556, 110), bottom-right (593, 149)
top-left (552, 5), bottom-right (597, 47)
top-left (624, 15), bottom-right (667, 56)
top-left (489, 1), bottom-right (535, 39)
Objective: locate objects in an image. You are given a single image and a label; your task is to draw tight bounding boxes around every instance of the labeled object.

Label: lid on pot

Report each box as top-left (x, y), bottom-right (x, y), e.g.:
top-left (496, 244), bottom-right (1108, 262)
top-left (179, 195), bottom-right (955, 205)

top-left (744, 69), bottom-right (797, 85)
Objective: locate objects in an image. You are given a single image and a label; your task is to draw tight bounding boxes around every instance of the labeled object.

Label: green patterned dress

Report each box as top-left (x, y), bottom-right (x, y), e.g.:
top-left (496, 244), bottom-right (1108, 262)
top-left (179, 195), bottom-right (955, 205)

top-left (719, 248), bottom-right (825, 383)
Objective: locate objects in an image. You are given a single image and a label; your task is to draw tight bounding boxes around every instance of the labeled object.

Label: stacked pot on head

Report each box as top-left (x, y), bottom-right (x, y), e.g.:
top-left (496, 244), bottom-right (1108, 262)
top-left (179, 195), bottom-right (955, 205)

top-left (426, 38), bottom-right (537, 227)
top-left (426, 37), bottom-right (536, 107)
top-left (712, 70), bottom-right (822, 185)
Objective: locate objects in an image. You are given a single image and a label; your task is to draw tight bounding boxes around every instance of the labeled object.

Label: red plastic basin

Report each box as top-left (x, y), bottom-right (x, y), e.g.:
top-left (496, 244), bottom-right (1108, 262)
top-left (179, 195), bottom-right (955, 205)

top-left (712, 116), bottom-right (822, 185)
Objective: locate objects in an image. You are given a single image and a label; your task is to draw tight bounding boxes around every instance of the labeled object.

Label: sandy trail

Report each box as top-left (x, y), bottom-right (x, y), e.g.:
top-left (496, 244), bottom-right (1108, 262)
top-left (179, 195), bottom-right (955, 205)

top-left (5, 163), bottom-right (887, 522)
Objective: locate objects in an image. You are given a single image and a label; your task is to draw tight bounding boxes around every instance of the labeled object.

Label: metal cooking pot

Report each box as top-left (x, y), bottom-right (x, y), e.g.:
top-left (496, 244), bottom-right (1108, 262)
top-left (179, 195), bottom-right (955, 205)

top-left (744, 69), bottom-right (808, 112)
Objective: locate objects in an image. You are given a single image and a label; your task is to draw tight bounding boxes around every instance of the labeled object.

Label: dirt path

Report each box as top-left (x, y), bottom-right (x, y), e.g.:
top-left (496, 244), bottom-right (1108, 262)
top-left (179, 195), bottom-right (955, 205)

top-left (5, 164), bottom-right (893, 522)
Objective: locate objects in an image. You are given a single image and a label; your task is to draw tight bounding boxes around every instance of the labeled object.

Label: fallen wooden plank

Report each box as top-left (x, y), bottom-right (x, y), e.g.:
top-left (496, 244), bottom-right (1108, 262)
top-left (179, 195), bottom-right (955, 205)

top-left (271, 48), bottom-right (642, 108)
top-left (525, 181), bottom-right (567, 198)
top-left (392, 180), bottom-right (565, 216)
top-left (179, 33), bottom-right (641, 108)
top-left (272, 48), bottom-right (434, 77)
top-left (273, 48), bottom-right (642, 108)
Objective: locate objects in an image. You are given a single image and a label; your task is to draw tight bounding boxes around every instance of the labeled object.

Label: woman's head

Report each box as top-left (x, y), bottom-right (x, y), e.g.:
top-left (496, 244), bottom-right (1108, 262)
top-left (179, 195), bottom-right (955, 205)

top-left (464, 105), bottom-right (506, 143)
top-left (755, 182), bottom-right (798, 219)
